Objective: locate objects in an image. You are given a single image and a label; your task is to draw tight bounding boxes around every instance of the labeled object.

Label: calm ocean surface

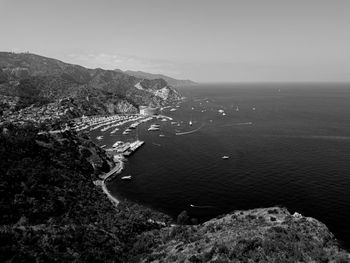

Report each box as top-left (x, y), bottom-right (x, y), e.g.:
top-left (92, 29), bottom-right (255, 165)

top-left (93, 83), bottom-right (350, 248)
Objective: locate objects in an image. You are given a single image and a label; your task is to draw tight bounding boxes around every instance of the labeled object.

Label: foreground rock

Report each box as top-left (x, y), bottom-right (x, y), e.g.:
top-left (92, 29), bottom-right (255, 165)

top-left (134, 207), bottom-right (350, 262)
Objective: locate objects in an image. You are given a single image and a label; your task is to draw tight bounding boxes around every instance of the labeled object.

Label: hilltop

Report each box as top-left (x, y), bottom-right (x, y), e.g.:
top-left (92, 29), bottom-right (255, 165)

top-left (124, 70), bottom-right (197, 87)
top-left (0, 52), bottom-right (182, 120)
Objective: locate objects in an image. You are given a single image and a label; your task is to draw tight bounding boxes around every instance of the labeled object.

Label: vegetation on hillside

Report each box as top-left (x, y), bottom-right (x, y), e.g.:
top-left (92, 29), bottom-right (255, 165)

top-left (0, 123), bottom-right (171, 262)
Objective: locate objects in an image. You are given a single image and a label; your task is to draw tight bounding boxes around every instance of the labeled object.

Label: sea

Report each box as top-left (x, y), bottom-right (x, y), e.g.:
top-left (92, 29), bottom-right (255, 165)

top-left (91, 83), bottom-right (350, 248)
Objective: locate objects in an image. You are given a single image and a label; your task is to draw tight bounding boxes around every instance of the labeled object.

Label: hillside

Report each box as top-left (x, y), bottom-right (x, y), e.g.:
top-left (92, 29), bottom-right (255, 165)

top-left (0, 52), bottom-right (182, 118)
top-left (124, 70), bottom-right (197, 87)
top-left (0, 123), bottom-right (172, 262)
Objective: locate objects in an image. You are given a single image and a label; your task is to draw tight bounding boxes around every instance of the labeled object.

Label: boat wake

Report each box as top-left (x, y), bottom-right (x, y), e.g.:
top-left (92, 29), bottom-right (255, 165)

top-left (175, 123), bottom-right (205, 136)
top-left (190, 204), bottom-right (214, 208)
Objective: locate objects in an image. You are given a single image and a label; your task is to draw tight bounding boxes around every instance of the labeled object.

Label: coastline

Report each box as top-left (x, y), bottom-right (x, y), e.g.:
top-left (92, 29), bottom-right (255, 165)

top-left (95, 158), bottom-right (125, 207)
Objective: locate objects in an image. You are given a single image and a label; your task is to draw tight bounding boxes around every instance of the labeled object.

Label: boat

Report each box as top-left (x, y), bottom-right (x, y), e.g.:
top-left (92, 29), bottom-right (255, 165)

top-left (222, 156), bottom-right (230, 159)
top-left (96, 136), bottom-right (103, 140)
top-left (222, 113), bottom-right (226, 116)
top-left (101, 145), bottom-right (106, 148)
top-left (110, 127), bottom-right (119, 134)
top-left (189, 120), bottom-right (193, 126)
top-left (121, 175), bottom-right (132, 180)
top-left (101, 125), bottom-right (112, 132)
top-left (148, 123), bottom-right (160, 131)
top-left (235, 106), bottom-right (239, 112)
top-left (170, 108), bottom-right (177, 112)
top-left (171, 121), bottom-right (177, 125)
top-left (113, 141), bottom-right (123, 147)
top-left (159, 134), bottom-right (165, 137)
top-left (218, 109), bottom-right (224, 113)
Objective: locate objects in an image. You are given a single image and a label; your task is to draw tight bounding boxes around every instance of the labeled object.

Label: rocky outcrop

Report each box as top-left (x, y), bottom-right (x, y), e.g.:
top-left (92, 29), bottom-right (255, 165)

top-left (135, 207), bottom-right (350, 262)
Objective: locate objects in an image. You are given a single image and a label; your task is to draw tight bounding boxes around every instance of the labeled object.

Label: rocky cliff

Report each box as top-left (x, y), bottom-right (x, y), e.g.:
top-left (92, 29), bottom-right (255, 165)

top-left (133, 207), bottom-right (350, 262)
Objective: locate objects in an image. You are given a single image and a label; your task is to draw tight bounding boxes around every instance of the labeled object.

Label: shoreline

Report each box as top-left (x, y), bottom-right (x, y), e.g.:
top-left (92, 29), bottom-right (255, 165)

top-left (96, 159), bottom-right (125, 207)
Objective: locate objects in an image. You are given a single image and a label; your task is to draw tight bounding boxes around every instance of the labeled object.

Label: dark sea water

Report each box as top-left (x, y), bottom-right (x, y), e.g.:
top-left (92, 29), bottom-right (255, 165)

top-left (94, 83), bottom-right (350, 248)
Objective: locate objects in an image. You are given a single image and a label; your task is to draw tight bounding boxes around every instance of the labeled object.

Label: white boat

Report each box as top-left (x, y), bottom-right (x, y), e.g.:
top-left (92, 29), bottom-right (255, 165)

top-left (148, 127), bottom-right (160, 131)
top-left (110, 127), bottom-right (119, 134)
top-left (96, 136), bottom-right (103, 140)
top-left (235, 106), bottom-right (239, 112)
top-left (222, 113), bottom-right (226, 116)
top-left (222, 156), bottom-right (230, 159)
top-left (189, 120), bottom-right (193, 126)
top-left (121, 175), bottom-right (132, 180)
top-left (159, 134), bottom-right (165, 137)
top-left (113, 141), bottom-right (123, 147)
top-left (170, 108), bottom-right (177, 112)
top-left (218, 109), bottom-right (224, 113)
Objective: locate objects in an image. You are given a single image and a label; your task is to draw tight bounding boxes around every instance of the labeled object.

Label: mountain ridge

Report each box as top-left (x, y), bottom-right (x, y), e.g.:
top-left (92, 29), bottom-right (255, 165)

top-left (123, 69), bottom-right (197, 87)
top-left (0, 52), bottom-right (182, 119)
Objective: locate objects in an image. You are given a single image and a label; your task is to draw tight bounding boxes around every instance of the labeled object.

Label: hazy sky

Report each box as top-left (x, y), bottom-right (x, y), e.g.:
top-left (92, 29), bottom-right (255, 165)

top-left (1, 0), bottom-right (350, 82)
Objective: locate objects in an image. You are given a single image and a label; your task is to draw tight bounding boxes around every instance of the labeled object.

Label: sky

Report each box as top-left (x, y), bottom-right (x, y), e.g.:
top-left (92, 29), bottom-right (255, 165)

top-left (1, 0), bottom-right (350, 82)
